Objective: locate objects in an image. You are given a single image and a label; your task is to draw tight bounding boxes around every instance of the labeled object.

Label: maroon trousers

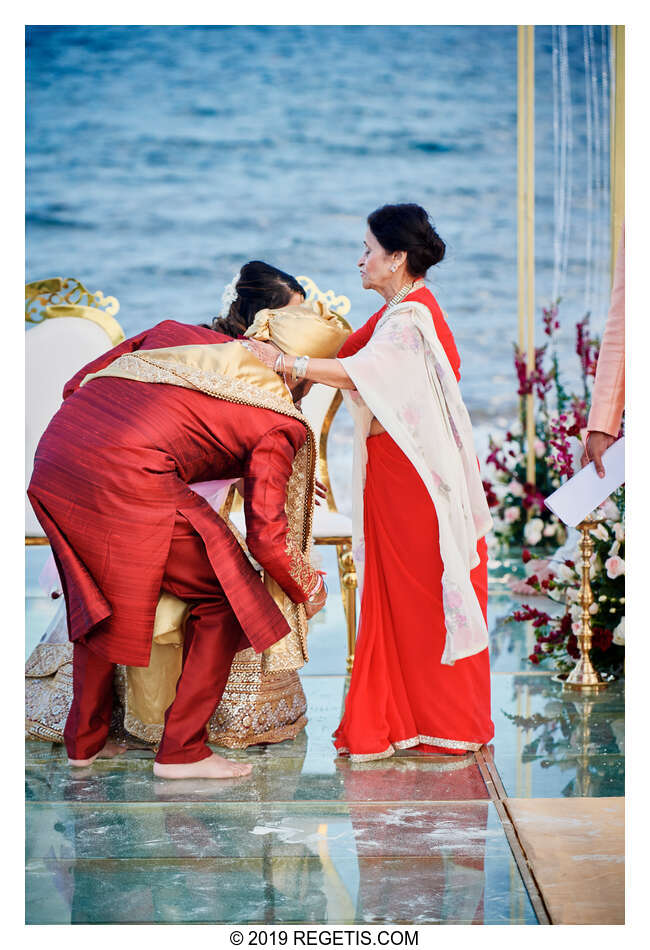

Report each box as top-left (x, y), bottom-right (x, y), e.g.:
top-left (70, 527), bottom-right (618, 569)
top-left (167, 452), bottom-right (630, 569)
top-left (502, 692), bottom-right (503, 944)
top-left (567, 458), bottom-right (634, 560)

top-left (64, 514), bottom-right (250, 764)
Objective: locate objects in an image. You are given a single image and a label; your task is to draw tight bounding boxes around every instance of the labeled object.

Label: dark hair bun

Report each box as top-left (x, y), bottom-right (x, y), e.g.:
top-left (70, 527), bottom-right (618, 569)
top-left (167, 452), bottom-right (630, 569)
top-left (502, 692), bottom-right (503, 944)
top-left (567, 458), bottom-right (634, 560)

top-left (367, 203), bottom-right (445, 277)
top-left (211, 261), bottom-right (304, 337)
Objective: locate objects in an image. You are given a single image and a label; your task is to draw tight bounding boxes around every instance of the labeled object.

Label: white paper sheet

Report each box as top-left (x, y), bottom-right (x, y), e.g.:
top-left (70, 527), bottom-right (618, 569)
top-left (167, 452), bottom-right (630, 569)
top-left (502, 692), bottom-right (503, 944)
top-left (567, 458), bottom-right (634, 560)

top-left (544, 437), bottom-right (625, 527)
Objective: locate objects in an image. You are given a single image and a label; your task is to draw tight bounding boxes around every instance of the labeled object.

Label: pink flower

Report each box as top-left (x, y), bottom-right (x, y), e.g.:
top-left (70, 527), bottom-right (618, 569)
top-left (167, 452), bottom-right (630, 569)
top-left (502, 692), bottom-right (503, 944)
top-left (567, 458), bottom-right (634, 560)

top-left (534, 439), bottom-right (546, 458)
top-left (446, 589), bottom-right (463, 609)
top-left (505, 506), bottom-right (521, 523)
top-left (542, 302), bottom-right (560, 337)
top-left (605, 556), bottom-right (625, 579)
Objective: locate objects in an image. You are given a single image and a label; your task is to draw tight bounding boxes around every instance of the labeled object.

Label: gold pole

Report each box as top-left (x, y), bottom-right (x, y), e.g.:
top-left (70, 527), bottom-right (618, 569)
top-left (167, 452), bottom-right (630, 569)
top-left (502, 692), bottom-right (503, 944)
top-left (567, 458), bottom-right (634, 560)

top-left (518, 26), bottom-right (536, 487)
top-left (525, 25), bottom-right (536, 487)
top-left (517, 26), bottom-right (535, 485)
top-left (610, 26), bottom-right (625, 282)
top-left (517, 27), bottom-right (526, 355)
top-left (563, 519), bottom-right (608, 691)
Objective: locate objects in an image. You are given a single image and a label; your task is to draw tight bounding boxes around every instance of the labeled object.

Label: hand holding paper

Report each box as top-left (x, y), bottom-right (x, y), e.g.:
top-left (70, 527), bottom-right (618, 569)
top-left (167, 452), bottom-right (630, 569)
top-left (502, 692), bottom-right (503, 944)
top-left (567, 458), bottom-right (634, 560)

top-left (544, 437), bottom-right (625, 527)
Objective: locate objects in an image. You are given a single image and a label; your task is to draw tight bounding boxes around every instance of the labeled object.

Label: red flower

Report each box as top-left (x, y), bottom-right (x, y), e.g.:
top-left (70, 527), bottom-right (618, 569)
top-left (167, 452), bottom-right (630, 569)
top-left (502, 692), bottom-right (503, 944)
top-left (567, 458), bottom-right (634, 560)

top-left (529, 653), bottom-right (541, 665)
top-left (542, 302), bottom-right (560, 337)
top-left (567, 634), bottom-right (580, 659)
top-left (522, 548), bottom-right (532, 564)
top-left (526, 574), bottom-right (539, 587)
top-left (592, 627), bottom-right (614, 652)
top-left (576, 315), bottom-right (600, 380)
top-left (482, 479), bottom-right (499, 508)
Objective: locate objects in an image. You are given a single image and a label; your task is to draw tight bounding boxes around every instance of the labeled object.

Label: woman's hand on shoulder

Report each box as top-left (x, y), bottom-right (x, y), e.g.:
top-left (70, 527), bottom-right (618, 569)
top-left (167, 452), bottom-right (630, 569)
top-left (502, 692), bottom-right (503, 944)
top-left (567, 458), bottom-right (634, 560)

top-left (242, 340), bottom-right (279, 371)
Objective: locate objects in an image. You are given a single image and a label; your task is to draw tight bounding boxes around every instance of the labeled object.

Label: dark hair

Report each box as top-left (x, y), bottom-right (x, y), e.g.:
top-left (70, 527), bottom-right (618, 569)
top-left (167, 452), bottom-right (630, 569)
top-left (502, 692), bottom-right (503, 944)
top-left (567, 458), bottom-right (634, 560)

top-left (367, 203), bottom-right (445, 277)
top-left (210, 261), bottom-right (305, 337)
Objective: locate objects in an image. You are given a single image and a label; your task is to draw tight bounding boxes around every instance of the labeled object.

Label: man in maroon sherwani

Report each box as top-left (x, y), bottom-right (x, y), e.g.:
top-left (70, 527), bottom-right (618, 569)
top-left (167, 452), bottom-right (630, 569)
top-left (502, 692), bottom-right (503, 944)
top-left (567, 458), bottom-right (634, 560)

top-left (27, 318), bottom-right (327, 780)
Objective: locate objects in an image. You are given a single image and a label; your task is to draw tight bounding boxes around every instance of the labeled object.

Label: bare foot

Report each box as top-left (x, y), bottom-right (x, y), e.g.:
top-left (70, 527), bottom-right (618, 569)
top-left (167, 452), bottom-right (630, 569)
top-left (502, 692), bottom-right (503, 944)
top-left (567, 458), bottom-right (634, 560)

top-left (67, 740), bottom-right (127, 767)
top-left (153, 752), bottom-right (253, 780)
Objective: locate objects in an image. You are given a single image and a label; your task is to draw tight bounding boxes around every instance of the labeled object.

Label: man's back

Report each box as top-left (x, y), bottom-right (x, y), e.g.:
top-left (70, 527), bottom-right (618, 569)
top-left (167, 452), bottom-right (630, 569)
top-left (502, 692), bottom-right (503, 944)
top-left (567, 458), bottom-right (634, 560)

top-left (27, 319), bottom-right (314, 666)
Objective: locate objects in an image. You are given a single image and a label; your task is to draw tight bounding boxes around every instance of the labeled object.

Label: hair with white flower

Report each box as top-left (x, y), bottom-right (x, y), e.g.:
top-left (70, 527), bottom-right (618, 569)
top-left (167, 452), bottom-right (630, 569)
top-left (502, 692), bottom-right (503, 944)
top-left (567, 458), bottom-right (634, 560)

top-left (210, 260), bottom-right (305, 339)
top-left (218, 270), bottom-right (241, 319)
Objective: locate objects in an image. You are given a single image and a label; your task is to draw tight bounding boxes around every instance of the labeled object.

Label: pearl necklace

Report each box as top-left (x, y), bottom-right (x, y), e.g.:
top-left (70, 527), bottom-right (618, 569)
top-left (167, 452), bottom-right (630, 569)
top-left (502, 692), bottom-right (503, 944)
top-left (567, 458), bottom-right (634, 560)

top-left (385, 278), bottom-right (424, 313)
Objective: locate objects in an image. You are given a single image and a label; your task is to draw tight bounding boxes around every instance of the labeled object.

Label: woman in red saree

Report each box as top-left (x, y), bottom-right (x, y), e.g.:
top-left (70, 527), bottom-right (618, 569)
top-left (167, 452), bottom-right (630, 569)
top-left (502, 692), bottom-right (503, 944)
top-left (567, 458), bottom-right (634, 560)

top-left (247, 204), bottom-right (494, 761)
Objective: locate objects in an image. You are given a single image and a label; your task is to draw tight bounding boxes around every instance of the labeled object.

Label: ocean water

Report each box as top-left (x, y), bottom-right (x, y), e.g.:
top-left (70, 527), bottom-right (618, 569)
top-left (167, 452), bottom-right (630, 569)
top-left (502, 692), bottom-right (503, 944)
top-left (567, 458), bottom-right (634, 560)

top-left (26, 25), bottom-right (613, 496)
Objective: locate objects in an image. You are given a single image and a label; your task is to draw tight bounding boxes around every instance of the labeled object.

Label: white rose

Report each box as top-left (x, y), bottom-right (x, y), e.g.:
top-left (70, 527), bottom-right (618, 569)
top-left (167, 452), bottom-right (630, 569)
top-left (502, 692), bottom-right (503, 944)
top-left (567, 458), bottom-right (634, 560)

top-left (614, 522), bottom-right (625, 543)
top-left (599, 498), bottom-right (621, 522)
top-left (504, 506), bottom-right (521, 523)
top-left (565, 587), bottom-right (579, 603)
top-left (534, 438), bottom-right (546, 458)
top-left (589, 555), bottom-right (602, 580)
top-left (613, 616), bottom-right (625, 646)
top-left (590, 523), bottom-right (610, 542)
top-left (557, 564), bottom-right (576, 583)
top-left (524, 518), bottom-right (544, 546)
top-left (570, 604), bottom-right (582, 621)
top-left (543, 523), bottom-right (557, 537)
top-left (589, 603), bottom-right (599, 615)
top-left (507, 480), bottom-right (524, 498)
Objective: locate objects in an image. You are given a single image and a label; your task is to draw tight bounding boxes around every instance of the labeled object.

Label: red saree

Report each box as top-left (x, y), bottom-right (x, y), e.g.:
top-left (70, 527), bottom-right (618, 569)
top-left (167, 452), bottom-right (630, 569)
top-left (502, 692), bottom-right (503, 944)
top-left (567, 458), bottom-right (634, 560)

top-left (333, 287), bottom-right (494, 759)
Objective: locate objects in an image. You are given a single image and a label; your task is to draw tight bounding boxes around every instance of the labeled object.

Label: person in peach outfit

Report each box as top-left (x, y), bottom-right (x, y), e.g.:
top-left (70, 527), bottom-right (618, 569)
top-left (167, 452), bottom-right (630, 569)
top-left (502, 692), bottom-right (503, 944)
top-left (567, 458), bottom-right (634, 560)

top-left (582, 225), bottom-right (625, 477)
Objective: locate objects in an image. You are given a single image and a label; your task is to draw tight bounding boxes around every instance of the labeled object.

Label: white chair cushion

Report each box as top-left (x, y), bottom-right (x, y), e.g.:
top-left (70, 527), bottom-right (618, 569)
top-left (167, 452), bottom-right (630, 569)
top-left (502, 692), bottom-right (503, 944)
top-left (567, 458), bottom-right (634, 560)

top-left (26, 317), bottom-right (116, 536)
top-left (312, 507), bottom-right (352, 539)
top-left (299, 383), bottom-right (336, 444)
top-left (228, 506), bottom-right (351, 541)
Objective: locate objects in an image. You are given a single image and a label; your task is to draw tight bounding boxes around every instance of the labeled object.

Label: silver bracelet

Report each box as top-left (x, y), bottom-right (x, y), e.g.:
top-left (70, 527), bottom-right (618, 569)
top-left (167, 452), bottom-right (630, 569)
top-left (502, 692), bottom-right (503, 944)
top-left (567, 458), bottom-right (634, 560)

top-left (292, 355), bottom-right (309, 382)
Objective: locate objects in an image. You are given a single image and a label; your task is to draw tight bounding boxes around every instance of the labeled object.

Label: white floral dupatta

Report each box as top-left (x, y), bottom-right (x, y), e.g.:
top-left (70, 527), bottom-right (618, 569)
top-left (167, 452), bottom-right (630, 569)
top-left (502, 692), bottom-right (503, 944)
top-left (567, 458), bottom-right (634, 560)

top-left (338, 300), bottom-right (493, 665)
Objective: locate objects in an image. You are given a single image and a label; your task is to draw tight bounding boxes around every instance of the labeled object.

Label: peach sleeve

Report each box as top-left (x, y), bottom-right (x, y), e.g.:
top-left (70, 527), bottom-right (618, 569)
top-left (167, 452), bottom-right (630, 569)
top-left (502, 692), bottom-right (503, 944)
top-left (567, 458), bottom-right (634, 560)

top-left (587, 226), bottom-right (625, 437)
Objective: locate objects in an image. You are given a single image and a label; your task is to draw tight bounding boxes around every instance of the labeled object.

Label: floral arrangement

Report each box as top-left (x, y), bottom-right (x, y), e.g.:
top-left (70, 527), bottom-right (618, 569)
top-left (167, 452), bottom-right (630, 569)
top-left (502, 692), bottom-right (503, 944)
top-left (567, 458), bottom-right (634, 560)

top-left (508, 487), bottom-right (625, 677)
top-left (483, 299), bottom-right (625, 676)
top-left (483, 303), bottom-right (601, 551)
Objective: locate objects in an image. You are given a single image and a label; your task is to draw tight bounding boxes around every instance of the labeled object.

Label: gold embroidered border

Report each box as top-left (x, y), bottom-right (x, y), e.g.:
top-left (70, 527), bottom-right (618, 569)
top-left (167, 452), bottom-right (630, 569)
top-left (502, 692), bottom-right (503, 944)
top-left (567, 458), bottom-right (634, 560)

top-left (337, 733), bottom-right (482, 762)
top-left (337, 748), bottom-right (478, 773)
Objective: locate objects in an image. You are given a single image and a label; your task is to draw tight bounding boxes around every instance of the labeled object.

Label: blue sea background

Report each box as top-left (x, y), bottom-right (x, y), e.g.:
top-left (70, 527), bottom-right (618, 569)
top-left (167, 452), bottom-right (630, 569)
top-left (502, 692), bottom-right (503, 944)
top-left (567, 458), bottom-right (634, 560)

top-left (26, 25), bottom-right (613, 505)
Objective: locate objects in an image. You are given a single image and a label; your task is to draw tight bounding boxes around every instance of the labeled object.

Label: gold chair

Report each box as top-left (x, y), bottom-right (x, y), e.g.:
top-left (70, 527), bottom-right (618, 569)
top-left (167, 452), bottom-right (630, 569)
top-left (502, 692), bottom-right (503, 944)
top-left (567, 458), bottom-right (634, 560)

top-left (25, 278), bottom-right (124, 544)
top-left (228, 276), bottom-right (358, 671)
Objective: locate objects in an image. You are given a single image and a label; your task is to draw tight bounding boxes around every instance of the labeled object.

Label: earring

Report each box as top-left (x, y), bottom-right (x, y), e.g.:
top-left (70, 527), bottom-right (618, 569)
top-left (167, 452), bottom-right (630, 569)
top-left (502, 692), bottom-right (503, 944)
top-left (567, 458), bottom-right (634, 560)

top-left (390, 264), bottom-right (397, 273)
